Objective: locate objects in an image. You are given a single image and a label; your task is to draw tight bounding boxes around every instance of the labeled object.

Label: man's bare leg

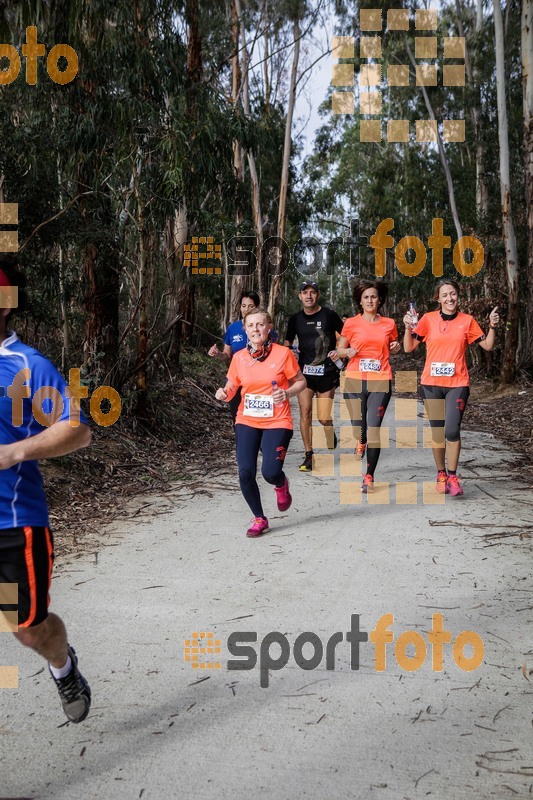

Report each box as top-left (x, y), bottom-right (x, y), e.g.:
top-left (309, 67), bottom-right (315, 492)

top-left (316, 390), bottom-right (336, 448)
top-left (15, 613), bottom-right (91, 723)
top-left (298, 388), bottom-right (314, 453)
top-left (14, 612), bottom-right (68, 668)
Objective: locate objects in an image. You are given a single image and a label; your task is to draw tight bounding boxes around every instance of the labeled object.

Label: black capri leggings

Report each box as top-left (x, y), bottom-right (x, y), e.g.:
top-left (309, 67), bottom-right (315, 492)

top-left (420, 384), bottom-right (470, 442)
top-left (344, 379), bottom-right (392, 477)
top-left (235, 424), bottom-right (293, 518)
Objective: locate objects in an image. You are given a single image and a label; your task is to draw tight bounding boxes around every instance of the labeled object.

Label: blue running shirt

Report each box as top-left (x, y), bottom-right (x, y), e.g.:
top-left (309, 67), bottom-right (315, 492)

top-left (0, 333), bottom-right (89, 529)
top-left (224, 320), bottom-right (247, 353)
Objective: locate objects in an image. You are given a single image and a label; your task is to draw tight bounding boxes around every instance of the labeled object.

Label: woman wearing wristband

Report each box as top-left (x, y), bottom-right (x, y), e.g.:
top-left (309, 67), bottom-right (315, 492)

top-left (403, 279), bottom-right (499, 496)
top-left (336, 281), bottom-right (400, 493)
top-left (215, 309), bottom-right (306, 537)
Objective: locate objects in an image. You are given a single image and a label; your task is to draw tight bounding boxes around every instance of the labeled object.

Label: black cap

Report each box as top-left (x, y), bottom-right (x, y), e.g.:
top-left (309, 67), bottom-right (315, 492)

top-left (300, 280), bottom-right (319, 291)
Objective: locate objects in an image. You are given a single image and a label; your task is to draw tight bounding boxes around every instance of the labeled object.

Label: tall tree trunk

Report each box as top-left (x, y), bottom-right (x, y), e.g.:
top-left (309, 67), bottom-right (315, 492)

top-left (521, 0), bottom-right (533, 368)
top-left (228, 0), bottom-right (251, 322)
top-left (133, 158), bottom-right (150, 417)
top-left (405, 40), bottom-right (463, 240)
top-left (455, 0), bottom-right (488, 222)
top-left (165, 205), bottom-right (188, 365)
top-left (235, 0), bottom-right (266, 304)
top-left (268, 16), bottom-right (300, 317)
top-left (175, 0), bottom-right (202, 346)
top-left (494, 0), bottom-right (520, 384)
top-left (56, 154), bottom-right (69, 374)
top-left (79, 172), bottom-right (120, 385)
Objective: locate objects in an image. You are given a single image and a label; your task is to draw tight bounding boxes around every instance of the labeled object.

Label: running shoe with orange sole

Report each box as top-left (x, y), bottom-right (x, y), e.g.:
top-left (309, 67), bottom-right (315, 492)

top-left (435, 470), bottom-right (449, 494)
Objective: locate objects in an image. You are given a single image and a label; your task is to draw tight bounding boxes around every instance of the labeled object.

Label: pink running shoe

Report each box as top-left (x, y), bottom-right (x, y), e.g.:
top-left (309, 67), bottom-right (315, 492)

top-left (435, 470), bottom-right (449, 494)
top-left (274, 477), bottom-right (292, 511)
top-left (361, 473), bottom-right (374, 493)
top-left (355, 442), bottom-right (366, 459)
top-left (246, 517), bottom-right (270, 537)
top-left (446, 475), bottom-right (464, 496)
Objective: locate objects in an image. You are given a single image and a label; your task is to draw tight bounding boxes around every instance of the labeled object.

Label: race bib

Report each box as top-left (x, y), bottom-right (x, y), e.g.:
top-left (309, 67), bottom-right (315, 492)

top-left (303, 364), bottom-right (325, 376)
top-left (359, 358), bottom-right (382, 373)
top-left (430, 362), bottom-right (455, 377)
top-left (243, 393), bottom-right (274, 418)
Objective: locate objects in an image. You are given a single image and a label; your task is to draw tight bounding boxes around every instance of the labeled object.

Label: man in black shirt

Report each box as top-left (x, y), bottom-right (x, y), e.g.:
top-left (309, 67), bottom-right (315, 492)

top-left (284, 280), bottom-right (344, 471)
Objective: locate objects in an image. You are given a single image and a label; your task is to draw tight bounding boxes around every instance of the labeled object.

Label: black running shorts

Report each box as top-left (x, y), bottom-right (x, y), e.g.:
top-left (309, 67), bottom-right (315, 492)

top-left (0, 526), bottom-right (54, 628)
top-left (303, 371), bottom-right (340, 394)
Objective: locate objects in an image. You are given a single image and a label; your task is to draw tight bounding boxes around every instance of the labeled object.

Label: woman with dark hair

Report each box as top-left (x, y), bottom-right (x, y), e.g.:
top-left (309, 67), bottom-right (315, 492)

top-left (403, 279), bottom-right (499, 496)
top-left (208, 291), bottom-right (260, 422)
top-left (336, 281), bottom-right (400, 493)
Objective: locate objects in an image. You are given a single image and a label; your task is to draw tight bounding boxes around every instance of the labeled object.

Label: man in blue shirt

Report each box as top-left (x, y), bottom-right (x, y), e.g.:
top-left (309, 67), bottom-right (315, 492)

top-left (0, 256), bottom-right (92, 723)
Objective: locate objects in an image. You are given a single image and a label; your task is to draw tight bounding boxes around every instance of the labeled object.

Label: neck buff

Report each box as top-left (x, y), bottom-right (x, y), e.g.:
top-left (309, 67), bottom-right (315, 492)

top-left (440, 309), bottom-right (458, 321)
top-left (247, 335), bottom-right (273, 362)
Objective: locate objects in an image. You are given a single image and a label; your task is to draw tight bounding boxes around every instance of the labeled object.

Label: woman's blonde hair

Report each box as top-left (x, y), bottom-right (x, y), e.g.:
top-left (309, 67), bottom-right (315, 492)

top-left (243, 307), bottom-right (272, 325)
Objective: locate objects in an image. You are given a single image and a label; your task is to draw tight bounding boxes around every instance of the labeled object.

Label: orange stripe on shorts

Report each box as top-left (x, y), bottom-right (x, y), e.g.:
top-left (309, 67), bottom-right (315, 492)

top-left (45, 526), bottom-right (53, 608)
top-left (19, 526), bottom-right (36, 628)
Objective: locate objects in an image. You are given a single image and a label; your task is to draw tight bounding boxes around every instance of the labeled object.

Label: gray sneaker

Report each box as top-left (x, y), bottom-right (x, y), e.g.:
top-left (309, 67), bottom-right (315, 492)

top-left (49, 644), bottom-right (91, 723)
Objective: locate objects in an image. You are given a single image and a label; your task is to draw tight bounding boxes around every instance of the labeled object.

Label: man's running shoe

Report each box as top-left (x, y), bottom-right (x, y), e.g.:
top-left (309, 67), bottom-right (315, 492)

top-left (435, 470), bottom-right (449, 494)
top-left (49, 644), bottom-right (91, 723)
top-left (326, 429), bottom-right (338, 450)
top-left (246, 517), bottom-right (270, 537)
top-left (355, 442), bottom-right (366, 459)
top-left (446, 474), bottom-right (464, 496)
top-left (361, 473), bottom-right (374, 493)
top-left (299, 451), bottom-right (313, 472)
top-left (274, 477), bottom-right (292, 511)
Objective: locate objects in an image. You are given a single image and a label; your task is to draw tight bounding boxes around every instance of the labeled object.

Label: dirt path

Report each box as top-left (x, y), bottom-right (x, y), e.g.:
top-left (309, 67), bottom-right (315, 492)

top-left (2, 387), bottom-right (532, 800)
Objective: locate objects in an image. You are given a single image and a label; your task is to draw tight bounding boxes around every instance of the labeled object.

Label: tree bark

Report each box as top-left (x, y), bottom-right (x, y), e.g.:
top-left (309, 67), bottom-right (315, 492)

top-left (228, 0), bottom-right (252, 322)
top-left (268, 16), bottom-right (300, 317)
top-left (405, 39), bottom-right (463, 240)
top-left (235, 0), bottom-right (266, 304)
top-left (455, 0), bottom-right (488, 222)
top-left (521, 0), bottom-right (533, 368)
top-left (493, 0), bottom-right (520, 384)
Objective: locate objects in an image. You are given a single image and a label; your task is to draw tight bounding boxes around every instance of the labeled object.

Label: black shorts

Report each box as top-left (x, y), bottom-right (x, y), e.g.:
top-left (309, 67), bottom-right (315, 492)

top-left (0, 526), bottom-right (54, 628)
top-left (302, 370), bottom-right (340, 394)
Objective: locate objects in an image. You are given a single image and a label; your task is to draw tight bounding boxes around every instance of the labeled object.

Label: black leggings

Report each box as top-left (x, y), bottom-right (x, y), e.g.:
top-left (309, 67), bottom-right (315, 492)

top-left (420, 384), bottom-right (470, 442)
top-left (235, 424), bottom-right (293, 518)
top-left (344, 379), bottom-right (392, 477)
